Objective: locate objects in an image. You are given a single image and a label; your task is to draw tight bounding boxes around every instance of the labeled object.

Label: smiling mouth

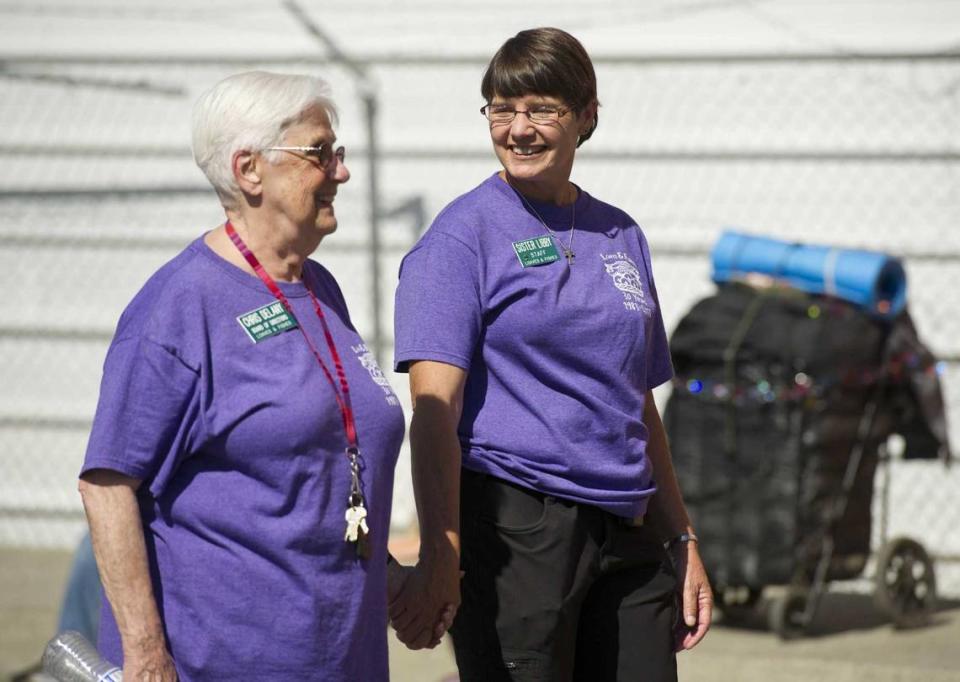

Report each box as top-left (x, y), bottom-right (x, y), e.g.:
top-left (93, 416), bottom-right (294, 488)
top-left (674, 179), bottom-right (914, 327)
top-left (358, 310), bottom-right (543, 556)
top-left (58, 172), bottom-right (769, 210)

top-left (510, 145), bottom-right (546, 157)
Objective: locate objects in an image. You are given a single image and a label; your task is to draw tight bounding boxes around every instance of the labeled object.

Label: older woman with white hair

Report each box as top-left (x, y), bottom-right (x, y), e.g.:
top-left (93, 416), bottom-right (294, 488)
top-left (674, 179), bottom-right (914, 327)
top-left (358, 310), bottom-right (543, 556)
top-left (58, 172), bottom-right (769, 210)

top-left (78, 71), bottom-right (429, 681)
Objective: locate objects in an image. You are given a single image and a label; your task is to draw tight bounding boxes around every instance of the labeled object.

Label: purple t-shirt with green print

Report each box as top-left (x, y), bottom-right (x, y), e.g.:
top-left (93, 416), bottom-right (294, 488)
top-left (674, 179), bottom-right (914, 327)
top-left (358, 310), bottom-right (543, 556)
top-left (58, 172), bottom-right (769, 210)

top-left (394, 173), bottom-right (673, 519)
top-left (82, 237), bottom-right (404, 681)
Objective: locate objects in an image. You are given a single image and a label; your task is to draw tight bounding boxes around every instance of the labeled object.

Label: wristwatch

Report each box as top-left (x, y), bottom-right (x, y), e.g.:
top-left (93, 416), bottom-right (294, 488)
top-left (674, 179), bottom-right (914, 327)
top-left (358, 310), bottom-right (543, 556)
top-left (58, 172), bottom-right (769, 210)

top-left (665, 532), bottom-right (699, 549)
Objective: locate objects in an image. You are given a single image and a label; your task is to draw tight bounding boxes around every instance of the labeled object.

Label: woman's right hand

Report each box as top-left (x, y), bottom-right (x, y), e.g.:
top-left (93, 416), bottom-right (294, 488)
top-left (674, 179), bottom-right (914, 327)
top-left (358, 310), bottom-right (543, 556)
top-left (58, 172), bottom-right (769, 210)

top-left (79, 470), bottom-right (177, 680)
top-left (123, 645), bottom-right (178, 681)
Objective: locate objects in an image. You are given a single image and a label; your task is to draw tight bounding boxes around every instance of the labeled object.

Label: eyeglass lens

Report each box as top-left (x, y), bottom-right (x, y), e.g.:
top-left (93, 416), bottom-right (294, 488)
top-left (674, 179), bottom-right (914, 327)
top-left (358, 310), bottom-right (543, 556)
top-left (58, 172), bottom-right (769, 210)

top-left (308, 145), bottom-right (345, 168)
top-left (482, 106), bottom-right (562, 123)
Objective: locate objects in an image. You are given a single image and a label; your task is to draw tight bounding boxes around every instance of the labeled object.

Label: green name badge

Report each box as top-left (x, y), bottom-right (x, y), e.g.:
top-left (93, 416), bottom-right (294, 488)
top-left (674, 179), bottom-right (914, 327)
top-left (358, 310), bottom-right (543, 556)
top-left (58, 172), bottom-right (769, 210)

top-left (237, 301), bottom-right (298, 343)
top-left (512, 236), bottom-right (559, 268)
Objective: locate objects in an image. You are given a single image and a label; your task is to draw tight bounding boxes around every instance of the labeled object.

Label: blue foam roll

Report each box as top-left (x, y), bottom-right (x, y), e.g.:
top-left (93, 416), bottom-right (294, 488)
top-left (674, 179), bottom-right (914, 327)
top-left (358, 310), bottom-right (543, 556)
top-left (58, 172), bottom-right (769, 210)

top-left (711, 231), bottom-right (907, 318)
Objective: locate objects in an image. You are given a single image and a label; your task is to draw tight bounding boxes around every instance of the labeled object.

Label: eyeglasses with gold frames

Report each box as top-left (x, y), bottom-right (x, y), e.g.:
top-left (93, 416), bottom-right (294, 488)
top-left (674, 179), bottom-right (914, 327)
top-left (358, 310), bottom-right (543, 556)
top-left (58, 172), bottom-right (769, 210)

top-left (267, 144), bottom-right (346, 173)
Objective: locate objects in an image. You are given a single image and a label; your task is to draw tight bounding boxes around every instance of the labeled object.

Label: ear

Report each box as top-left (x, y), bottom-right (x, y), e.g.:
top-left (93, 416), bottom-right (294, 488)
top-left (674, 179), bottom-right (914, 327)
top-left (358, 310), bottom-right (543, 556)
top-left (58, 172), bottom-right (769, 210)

top-left (578, 99), bottom-right (599, 136)
top-left (232, 149), bottom-right (263, 198)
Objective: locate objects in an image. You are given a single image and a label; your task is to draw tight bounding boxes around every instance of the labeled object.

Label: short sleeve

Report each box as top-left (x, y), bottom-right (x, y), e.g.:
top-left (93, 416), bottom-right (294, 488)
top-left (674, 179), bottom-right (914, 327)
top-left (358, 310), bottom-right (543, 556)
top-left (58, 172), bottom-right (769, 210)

top-left (306, 261), bottom-right (356, 331)
top-left (394, 233), bottom-right (482, 373)
top-left (637, 229), bottom-right (674, 389)
top-left (81, 336), bottom-right (203, 498)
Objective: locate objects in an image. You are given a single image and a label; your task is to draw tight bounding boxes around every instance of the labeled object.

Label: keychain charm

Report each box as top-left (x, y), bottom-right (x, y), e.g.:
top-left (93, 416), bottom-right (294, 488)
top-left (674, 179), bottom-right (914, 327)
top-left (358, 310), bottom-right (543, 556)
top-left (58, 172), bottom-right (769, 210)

top-left (345, 500), bottom-right (372, 559)
top-left (344, 448), bottom-right (372, 559)
top-left (345, 503), bottom-right (369, 543)
top-left (355, 517), bottom-right (371, 560)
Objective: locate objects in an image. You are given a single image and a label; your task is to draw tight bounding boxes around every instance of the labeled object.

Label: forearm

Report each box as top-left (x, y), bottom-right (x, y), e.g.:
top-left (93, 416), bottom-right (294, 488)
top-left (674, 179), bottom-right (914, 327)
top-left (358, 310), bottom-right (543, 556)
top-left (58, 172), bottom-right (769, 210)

top-left (79, 470), bottom-right (168, 660)
top-left (407, 361), bottom-right (467, 566)
top-left (642, 391), bottom-right (694, 540)
top-left (643, 392), bottom-right (713, 647)
top-left (409, 399), bottom-right (462, 564)
top-left (387, 362), bottom-right (466, 649)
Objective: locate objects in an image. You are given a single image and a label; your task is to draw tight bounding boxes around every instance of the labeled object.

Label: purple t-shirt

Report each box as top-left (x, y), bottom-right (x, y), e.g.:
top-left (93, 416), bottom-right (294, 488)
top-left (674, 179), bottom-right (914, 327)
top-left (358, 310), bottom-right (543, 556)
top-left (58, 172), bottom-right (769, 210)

top-left (394, 173), bottom-right (673, 518)
top-left (82, 237), bottom-right (404, 681)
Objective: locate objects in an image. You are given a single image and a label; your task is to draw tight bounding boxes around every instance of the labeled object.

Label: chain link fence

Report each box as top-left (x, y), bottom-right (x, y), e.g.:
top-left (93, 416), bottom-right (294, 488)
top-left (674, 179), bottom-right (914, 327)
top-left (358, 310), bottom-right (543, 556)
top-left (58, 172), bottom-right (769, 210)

top-left (1, 53), bottom-right (957, 596)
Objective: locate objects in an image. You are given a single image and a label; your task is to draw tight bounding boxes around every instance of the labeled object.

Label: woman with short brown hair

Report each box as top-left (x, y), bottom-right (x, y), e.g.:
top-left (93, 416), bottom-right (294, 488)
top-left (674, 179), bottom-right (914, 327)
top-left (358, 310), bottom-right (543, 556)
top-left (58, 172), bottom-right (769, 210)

top-left (390, 28), bottom-right (712, 681)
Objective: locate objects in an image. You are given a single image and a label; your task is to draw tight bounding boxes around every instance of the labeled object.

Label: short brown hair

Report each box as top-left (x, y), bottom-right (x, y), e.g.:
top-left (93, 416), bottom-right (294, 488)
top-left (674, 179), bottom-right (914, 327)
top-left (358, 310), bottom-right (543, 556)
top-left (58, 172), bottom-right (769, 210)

top-left (481, 27), bottom-right (599, 147)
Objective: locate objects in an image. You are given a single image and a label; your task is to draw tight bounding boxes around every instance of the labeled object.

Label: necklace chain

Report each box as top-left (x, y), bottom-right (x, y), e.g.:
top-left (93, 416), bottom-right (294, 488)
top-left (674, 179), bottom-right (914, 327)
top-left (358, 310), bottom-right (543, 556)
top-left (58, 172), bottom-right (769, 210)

top-left (515, 189), bottom-right (576, 266)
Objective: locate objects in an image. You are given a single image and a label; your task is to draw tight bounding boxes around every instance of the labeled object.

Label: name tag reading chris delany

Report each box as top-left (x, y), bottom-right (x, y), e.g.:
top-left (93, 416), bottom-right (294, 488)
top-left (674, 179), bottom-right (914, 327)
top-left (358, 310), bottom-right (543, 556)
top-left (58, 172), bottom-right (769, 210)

top-left (237, 301), bottom-right (298, 343)
top-left (512, 236), bottom-right (559, 268)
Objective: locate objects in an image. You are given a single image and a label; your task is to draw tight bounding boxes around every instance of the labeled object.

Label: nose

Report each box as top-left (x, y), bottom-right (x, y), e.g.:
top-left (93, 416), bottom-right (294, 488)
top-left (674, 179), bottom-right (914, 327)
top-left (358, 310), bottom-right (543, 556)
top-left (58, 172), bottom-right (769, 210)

top-left (508, 110), bottom-right (536, 139)
top-left (330, 157), bottom-right (350, 183)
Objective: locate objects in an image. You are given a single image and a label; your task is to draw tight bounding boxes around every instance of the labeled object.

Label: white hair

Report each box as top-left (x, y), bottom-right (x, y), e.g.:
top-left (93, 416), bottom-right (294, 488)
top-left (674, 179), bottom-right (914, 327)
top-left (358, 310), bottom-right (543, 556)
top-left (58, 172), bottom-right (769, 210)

top-left (192, 71), bottom-right (339, 207)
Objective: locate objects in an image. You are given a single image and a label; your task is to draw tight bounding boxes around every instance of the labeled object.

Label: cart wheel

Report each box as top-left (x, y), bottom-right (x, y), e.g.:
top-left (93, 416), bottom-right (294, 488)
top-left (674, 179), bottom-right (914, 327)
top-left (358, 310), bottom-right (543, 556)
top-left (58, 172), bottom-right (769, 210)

top-left (874, 537), bottom-right (936, 629)
top-left (720, 586), bottom-right (762, 624)
top-left (768, 588), bottom-right (810, 640)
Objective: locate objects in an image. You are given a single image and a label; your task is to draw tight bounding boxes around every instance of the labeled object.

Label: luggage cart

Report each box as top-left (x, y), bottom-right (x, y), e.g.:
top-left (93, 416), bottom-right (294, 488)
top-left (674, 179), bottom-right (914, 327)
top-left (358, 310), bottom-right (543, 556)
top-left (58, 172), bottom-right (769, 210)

top-left (762, 404), bottom-right (937, 639)
top-left (664, 283), bottom-right (943, 639)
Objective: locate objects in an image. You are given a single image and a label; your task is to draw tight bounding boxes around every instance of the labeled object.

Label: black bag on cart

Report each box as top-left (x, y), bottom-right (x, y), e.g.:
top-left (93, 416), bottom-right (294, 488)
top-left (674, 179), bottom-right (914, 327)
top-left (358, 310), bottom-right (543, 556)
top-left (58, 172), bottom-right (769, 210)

top-left (663, 282), bottom-right (900, 590)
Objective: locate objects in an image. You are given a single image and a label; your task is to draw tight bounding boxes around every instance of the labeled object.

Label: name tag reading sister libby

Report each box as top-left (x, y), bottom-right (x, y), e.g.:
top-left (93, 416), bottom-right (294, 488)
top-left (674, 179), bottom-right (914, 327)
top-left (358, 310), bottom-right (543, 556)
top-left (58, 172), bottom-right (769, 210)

top-left (512, 236), bottom-right (559, 268)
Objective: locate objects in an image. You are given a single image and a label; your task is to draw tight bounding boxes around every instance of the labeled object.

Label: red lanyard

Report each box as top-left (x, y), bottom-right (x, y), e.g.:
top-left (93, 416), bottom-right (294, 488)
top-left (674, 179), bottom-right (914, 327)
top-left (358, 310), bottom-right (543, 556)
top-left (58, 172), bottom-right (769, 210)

top-left (226, 221), bottom-right (359, 451)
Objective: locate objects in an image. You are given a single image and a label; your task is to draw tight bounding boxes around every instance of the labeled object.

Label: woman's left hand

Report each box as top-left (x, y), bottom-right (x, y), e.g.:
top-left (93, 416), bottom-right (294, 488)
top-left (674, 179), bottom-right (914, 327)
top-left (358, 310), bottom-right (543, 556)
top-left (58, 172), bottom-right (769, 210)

top-left (670, 540), bottom-right (713, 651)
top-left (386, 557), bottom-right (411, 605)
top-left (386, 558), bottom-right (455, 648)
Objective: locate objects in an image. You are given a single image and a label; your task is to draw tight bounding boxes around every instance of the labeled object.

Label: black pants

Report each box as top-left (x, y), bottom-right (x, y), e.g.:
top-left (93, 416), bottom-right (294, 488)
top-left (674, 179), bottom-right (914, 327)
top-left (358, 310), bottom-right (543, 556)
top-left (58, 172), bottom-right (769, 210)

top-left (451, 469), bottom-right (678, 682)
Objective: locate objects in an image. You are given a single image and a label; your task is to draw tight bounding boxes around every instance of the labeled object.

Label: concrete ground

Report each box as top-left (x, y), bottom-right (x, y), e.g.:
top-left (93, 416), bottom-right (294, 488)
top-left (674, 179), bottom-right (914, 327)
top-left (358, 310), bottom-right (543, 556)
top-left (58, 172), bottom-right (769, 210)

top-left (3, 544), bottom-right (959, 682)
